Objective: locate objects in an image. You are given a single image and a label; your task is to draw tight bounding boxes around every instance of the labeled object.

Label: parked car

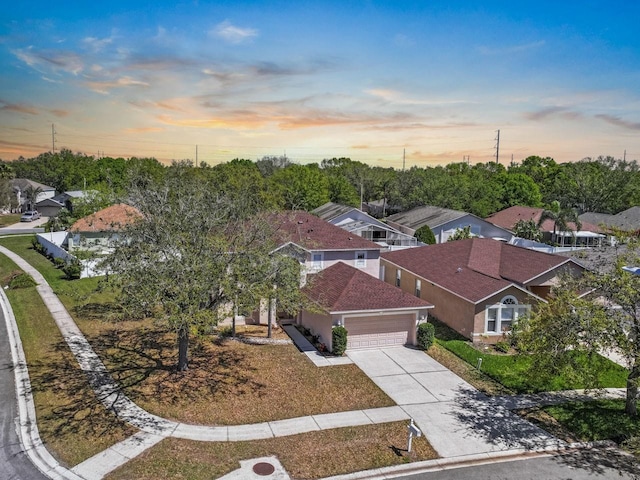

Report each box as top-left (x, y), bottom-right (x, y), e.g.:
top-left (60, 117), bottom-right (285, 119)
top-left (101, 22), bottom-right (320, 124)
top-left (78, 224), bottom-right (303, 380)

top-left (20, 210), bottom-right (41, 222)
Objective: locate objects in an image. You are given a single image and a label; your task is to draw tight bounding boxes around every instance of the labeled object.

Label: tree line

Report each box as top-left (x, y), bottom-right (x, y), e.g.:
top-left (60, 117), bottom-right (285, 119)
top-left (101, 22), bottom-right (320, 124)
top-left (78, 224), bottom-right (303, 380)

top-left (3, 150), bottom-right (639, 219)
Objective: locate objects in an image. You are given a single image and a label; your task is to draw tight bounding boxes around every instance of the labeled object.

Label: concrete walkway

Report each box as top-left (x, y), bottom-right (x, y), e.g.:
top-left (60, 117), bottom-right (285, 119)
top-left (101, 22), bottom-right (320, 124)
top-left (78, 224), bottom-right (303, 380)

top-left (0, 244), bottom-right (630, 480)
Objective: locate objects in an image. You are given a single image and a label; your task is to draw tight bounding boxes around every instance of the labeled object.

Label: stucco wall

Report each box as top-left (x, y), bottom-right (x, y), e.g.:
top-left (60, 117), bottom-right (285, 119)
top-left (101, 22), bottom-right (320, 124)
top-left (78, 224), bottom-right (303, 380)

top-left (300, 310), bottom-right (333, 350)
top-left (472, 286), bottom-right (537, 343)
top-left (306, 250), bottom-right (380, 278)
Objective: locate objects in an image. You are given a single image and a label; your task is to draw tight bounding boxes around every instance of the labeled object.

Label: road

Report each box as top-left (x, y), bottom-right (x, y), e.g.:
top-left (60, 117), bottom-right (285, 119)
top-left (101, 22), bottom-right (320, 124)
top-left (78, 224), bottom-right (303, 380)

top-left (400, 449), bottom-right (640, 480)
top-left (0, 305), bottom-right (49, 480)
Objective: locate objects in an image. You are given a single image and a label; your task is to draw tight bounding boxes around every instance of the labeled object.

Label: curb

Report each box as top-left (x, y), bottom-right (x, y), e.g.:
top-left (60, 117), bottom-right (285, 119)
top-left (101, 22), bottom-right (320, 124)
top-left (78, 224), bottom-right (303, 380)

top-left (1, 287), bottom-right (85, 480)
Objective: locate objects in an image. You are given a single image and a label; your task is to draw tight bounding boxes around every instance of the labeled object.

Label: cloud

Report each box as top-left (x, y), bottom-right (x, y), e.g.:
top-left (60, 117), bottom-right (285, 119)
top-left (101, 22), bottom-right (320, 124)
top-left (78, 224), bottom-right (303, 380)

top-left (124, 126), bottom-right (165, 133)
top-left (85, 76), bottom-right (149, 94)
top-left (0, 100), bottom-right (38, 115)
top-left (82, 36), bottom-right (113, 52)
top-left (595, 114), bottom-right (640, 131)
top-left (12, 47), bottom-right (84, 75)
top-left (394, 33), bottom-right (415, 47)
top-left (211, 20), bottom-right (258, 44)
top-left (525, 106), bottom-right (582, 121)
top-left (477, 40), bottom-right (545, 56)
top-left (49, 109), bottom-right (69, 117)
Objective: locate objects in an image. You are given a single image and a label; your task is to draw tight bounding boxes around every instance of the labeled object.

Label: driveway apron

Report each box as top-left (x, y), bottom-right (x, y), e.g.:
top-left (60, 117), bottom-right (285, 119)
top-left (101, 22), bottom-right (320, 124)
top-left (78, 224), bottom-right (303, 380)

top-left (347, 347), bottom-right (560, 458)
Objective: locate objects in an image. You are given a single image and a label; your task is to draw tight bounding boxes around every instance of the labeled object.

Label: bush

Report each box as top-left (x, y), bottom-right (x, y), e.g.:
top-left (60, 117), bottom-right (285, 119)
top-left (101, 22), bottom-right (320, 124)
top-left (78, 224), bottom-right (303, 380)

top-left (332, 326), bottom-right (348, 356)
top-left (417, 322), bottom-right (435, 350)
top-left (62, 259), bottom-right (82, 280)
top-left (414, 225), bottom-right (436, 245)
top-left (495, 340), bottom-right (510, 353)
top-left (8, 272), bottom-right (37, 289)
top-left (31, 237), bottom-right (46, 255)
top-left (53, 257), bottom-right (66, 269)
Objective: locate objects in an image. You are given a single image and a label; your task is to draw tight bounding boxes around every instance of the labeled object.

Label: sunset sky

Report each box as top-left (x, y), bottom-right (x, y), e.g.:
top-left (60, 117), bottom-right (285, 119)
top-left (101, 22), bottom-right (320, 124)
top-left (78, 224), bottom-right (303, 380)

top-left (1, 1), bottom-right (639, 168)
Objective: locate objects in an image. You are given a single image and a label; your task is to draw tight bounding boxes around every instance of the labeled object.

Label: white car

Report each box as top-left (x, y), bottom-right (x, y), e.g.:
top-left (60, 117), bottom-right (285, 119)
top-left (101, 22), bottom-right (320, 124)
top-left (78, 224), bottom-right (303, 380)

top-left (20, 210), bottom-right (41, 222)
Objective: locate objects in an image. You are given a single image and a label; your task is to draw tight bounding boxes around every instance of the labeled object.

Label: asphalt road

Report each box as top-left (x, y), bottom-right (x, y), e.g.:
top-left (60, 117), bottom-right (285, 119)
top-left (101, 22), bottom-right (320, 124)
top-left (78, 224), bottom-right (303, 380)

top-left (0, 306), bottom-right (49, 480)
top-left (400, 449), bottom-right (640, 480)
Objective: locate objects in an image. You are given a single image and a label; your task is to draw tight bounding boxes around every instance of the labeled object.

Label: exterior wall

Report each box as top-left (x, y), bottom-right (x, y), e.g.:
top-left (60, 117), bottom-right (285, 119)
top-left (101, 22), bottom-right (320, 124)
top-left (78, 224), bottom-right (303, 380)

top-left (305, 250), bottom-right (380, 278)
top-left (69, 232), bottom-right (120, 252)
top-left (472, 287), bottom-right (536, 344)
top-left (435, 215), bottom-right (513, 243)
top-left (525, 262), bottom-right (584, 299)
top-left (385, 219), bottom-right (415, 236)
top-left (299, 310), bottom-right (334, 350)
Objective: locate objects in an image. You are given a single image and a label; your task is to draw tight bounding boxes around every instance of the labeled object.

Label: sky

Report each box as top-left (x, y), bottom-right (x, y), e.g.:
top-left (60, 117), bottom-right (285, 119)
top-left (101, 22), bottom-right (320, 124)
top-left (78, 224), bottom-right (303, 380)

top-left (1, 1), bottom-right (639, 168)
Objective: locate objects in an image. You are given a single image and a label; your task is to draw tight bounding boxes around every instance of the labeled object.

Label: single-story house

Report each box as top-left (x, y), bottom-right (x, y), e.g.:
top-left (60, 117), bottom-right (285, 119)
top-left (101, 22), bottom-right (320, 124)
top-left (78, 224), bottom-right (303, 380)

top-left (386, 205), bottom-right (514, 243)
top-left (35, 190), bottom-right (92, 217)
top-left (11, 178), bottom-right (55, 212)
top-left (486, 206), bottom-right (605, 248)
top-left (380, 238), bottom-right (585, 343)
top-left (68, 203), bottom-right (141, 253)
top-left (312, 202), bottom-right (420, 250)
top-left (580, 206), bottom-right (640, 235)
top-left (299, 261), bottom-right (433, 351)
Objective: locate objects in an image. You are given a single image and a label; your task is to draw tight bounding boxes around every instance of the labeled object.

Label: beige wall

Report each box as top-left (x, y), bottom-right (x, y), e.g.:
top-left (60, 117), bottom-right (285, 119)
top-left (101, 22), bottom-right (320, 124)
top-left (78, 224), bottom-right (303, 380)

top-left (299, 310), bottom-right (334, 350)
top-left (472, 287), bottom-right (537, 344)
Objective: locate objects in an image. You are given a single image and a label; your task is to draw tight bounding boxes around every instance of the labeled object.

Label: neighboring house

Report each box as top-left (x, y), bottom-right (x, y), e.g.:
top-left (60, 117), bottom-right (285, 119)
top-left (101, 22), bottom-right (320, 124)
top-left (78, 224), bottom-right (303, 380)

top-left (386, 205), bottom-right (513, 243)
top-left (580, 206), bottom-right (640, 234)
top-left (299, 261), bottom-right (433, 351)
top-left (362, 199), bottom-right (402, 218)
top-left (35, 190), bottom-right (91, 217)
top-left (380, 238), bottom-right (585, 343)
top-left (486, 206), bottom-right (605, 248)
top-left (312, 202), bottom-right (420, 250)
top-left (68, 203), bottom-right (141, 253)
top-left (11, 178), bottom-right (55, 212)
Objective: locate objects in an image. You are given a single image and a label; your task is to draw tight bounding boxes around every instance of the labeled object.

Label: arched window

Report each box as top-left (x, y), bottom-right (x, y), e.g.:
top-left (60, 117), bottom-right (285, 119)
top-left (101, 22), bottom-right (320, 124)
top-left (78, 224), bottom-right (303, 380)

top-left (501, 295), bottom-right (518, 305)
top-left (485, 295), bottom-right (529, 334)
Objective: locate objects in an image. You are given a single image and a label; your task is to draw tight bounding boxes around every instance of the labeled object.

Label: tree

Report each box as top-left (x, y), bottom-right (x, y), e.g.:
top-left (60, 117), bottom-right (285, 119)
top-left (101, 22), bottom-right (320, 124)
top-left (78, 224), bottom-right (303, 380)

top-left (512, 219), bottom-right (542, 242)
top-left (513, 241), bottom-right (640, 416)
top-left (414, 225), bottom-right (436, 244)
top-left (23, 185), bottom-right (43, 211)
top-left (100, 165), bottom-right (296, 371)
top-left (537, 200), bottom-right (581, 245)
top-left (270, 163), bottom-right (330, 210)
top-left (447, 225), bottom-right (472, 242)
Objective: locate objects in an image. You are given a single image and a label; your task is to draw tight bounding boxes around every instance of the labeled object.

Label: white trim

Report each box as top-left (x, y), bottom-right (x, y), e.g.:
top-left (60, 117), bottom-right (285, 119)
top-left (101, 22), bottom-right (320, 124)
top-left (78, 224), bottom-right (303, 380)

top-left (332, 307), bottom-right (432, 317)
top-left (355, 250), bottom-right (367, 268)
top-left (311, 252), bottom-right (324, 271)
top-left (484, 302), bottom-right (530, 334)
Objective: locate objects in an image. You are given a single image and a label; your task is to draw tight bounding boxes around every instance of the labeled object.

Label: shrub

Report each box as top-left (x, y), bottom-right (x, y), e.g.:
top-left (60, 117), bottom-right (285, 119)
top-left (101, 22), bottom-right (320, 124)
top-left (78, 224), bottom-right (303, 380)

top-left (8, 272), bottom-right (37, 289)
top-left (53, 257), bottom-right (66, 269)
top-left (31, 237), bottom-right (46, 255)
top-left (417, 322), bottom-right (435, 350)
top-left (495, 340), bottom-right (510, 353)
top-left (62, 259), bottom-right (82, 280)
top-left (332, 326), bottom-right (348, 356)
top-left (414, 225), bottom-right (436, 245)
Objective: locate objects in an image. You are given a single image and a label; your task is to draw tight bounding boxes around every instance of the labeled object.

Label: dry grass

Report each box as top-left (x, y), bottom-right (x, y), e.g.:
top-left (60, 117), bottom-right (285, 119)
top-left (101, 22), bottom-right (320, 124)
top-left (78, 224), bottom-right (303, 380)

top-left (5, 278), bottom-right (135, 467)
top-left (107, 422), bottom-right (438, 480)
top-left (427, 343), bottom-right (513, 396)
top-left (515, 407), bottom-right (581, 443)
top-left (73, 317), bottom-right (394, 425)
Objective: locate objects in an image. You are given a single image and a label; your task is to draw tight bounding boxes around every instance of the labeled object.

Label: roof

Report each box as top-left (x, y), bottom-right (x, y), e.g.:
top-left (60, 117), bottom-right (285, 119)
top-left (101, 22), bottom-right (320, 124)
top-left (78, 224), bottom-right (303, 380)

top-left (311, 202), bottom-right (356, 221)
top-left (486, 206), bottom-right (602, 234)
top-left (11, 178), bottom-right (55, 192)
top-left (272, 211), bottom-right (381, 251)
top-left (304, 261), bottom-right (433, 313)
top-left (382, 238), bottom-right (579, 303)
top-left (386, 206), bottom-right (467, 230)
top-left (70, 204), bottom-right (142, 233)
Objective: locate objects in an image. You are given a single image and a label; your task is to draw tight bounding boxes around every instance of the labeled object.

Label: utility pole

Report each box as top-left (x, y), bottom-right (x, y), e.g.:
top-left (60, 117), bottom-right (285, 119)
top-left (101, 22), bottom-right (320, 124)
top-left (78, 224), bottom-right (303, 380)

top-left (196, 145), bottom-right (198, 166)
top-left (624, 149), bottom-right (627, 161)
top-left (402, 148), bottom-right (406, 171)
top-left (51, 124), bottom-right (57, 153)
top-left (494, 129), bottom-right (500, 164)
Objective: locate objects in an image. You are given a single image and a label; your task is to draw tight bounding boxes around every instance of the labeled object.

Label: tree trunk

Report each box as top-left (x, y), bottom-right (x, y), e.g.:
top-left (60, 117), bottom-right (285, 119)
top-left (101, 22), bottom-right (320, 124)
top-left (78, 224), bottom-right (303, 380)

top-left (626, 364), bottom-right (639, 417)
top-left (177, 328), bottom-right (189, 372)
top-left (267, 296), bottom-right (273, 339)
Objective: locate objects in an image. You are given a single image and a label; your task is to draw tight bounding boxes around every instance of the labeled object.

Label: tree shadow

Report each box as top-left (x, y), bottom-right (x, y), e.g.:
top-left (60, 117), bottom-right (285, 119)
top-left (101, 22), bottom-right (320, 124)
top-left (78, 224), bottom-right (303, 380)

top-left (552, 446), bottom-right (640, 477)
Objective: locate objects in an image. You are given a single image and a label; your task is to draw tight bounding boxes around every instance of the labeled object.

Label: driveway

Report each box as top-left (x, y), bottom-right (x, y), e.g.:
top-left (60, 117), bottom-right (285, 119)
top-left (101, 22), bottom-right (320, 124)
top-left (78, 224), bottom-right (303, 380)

top-left (347, 347), bottom-right (559, 458)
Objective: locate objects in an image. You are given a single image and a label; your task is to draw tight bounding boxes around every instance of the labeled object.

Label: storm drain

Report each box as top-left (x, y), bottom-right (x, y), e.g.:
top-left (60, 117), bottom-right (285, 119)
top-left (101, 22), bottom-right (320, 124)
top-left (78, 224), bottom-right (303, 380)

top-left (252, 462), bottom-right (276, 476)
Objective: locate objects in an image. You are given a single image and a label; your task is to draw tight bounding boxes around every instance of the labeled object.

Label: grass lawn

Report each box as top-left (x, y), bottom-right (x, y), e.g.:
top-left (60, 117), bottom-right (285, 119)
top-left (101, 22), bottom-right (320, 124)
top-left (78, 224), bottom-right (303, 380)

top-left (429, 318), bottom-right (628, 394)
top-left (0, 253), bottom-right (135, 467)
top-left (0, 213), bottom-right (22, 227)
top-left (106, 422), bottom-right (438, 480)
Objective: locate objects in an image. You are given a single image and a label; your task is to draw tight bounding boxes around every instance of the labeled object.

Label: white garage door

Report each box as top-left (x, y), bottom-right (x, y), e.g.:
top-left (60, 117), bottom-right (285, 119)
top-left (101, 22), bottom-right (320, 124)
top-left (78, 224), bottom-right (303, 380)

top-left (345, 316), bottom-right (413, 350)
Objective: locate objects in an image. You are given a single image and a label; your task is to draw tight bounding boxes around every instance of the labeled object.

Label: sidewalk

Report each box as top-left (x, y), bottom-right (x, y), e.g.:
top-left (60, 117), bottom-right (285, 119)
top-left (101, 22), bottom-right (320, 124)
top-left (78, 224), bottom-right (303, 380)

top-left (0, 245), bottom-right (629, 480)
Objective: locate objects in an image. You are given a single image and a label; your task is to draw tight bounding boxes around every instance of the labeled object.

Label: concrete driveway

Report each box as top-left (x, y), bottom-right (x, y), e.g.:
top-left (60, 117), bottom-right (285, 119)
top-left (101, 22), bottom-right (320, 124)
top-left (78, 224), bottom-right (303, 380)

top-left (347, 347), bottom-right (559, 458)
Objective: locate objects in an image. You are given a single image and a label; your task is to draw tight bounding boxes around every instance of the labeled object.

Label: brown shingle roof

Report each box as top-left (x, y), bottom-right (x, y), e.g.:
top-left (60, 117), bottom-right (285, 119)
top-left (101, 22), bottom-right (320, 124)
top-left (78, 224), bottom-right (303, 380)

top-left (70, 204), bottom-right (141, 233)
top-left (382, 238), bottom-right (578, 303)
top-left (273, 211), bottom-right (381, 251)
top-left (304, 261), bottom-right (433, 312)
top-left (486, 206), bottom-right (602, 234)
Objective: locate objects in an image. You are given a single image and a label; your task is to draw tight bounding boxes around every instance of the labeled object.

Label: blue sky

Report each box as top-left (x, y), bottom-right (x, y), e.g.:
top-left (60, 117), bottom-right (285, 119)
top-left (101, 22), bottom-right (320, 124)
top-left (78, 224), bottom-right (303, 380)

top-left (1, 1), bottom-right (639, 167)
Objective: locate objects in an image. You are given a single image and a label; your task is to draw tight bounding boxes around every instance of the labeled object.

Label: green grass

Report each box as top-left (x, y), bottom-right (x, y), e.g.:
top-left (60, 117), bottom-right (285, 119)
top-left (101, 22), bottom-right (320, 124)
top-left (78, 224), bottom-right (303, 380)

top-left (544, 399), bottom-right (640, 443)
top-left (0, 214), bottom-right (22, 227)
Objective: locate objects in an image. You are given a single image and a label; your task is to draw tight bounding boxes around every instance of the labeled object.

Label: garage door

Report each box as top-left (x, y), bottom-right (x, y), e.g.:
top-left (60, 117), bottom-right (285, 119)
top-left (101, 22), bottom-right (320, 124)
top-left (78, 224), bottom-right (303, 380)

top-left (345, 316), bottom-right (413, 350)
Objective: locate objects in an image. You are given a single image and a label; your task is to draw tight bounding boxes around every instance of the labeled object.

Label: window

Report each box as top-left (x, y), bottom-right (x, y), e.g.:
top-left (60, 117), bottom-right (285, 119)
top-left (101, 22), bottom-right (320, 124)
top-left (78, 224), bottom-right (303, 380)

top-left (355, 251), bottom-right (366, 268)
top-left (415, 279), bottom-right (421, 297)
top-left (311, 253), bottom-right (323, 271)
top-left (485, 295), bottom-right (529, 334)
top-left (396, 269), bottom-right (401, 287)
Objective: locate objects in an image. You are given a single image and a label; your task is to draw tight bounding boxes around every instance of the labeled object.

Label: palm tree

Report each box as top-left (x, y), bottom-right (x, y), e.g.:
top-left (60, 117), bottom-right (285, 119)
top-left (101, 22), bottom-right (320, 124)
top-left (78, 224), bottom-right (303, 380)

top-left (537, 200), bottom-right (582, 246)
top-left (23, 185), bottom-right (43, 211)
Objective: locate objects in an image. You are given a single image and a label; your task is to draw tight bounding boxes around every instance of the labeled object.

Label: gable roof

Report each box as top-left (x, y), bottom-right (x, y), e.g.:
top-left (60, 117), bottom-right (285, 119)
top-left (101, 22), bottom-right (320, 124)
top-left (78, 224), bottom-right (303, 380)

top-left (70, 204), bottom-right (141, 233)
top-left (312, 202), bottom-right (357, 221)
top-left (382, 238), bottom-right (579, 304)
top-left (11, 178), bottom-right (55, 192)
top-left (304, 261), bottom-right (433, 313)
top-left (486, 206), bottom-right (602, 234)
top-left (272, 211), bottom-right (381, 251)
top-left (387, 206), bottom-right (468, 231)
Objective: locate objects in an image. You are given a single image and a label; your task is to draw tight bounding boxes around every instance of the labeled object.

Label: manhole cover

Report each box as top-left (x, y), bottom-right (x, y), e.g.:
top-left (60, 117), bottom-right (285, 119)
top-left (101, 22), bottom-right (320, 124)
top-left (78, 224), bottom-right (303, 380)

top-left (253, 462), bottom-right (275, 476)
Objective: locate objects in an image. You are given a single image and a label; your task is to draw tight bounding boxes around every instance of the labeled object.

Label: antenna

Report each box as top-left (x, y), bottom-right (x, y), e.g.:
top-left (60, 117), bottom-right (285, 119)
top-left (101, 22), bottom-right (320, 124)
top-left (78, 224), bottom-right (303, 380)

top-left (494, 129), bottom-right (500, 164)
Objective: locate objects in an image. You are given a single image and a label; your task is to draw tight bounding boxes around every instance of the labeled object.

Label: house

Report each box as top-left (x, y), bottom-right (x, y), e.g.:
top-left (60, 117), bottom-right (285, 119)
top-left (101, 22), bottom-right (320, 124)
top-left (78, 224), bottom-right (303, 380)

top-left (299, 261), bottom-right (433, 351)
top-left (271, 210), bottom-right (383, 278)
top-left (386, 205), bottom-right (513, 243)
top-left (11, 178), bottom-right (55, 212)
top-left (68, 203), bottom-right (141, 253)
top-left (312, 202), bottom-right (420, 250)
top-left (486, 206), bottom-right (605, 248)
top-left (580, 206), bottom-right (640, 234)
top-left (35, 190), bottom-right (91, 218)
top-left (380, 238), bottom-right (585, 343)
